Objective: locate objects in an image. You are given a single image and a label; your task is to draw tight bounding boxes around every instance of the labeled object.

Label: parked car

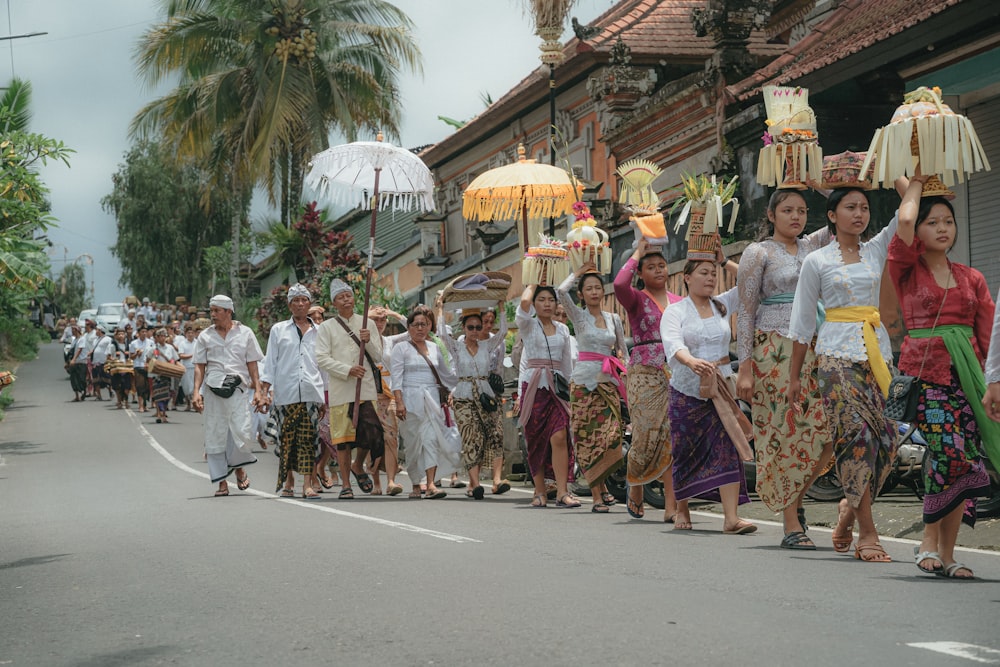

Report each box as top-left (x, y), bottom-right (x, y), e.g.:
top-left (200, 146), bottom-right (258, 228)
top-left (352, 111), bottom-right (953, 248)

top-left (77, 308), bottom-right (97, 326)
top-left (95, 302), bottom-right (125, 333)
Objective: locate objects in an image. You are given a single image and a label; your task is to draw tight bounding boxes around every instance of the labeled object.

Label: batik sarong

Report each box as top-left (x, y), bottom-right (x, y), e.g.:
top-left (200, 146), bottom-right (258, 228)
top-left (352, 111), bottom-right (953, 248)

top-left (668, 386), bottom-right (750, 504)
top-left (521, 385), bottom-right (575, 482)
top-left (151, 377), bottom-right (171, 407)
top-left (328, 401), bottom-right (385, 459)
top-left (453, 397), bottom-right (504, 470)
top-left (570, 381), bottom-right (623, 487)
top-left (916, 371), bottom-right (991, 527)
top-left (625, 364), bottom-right (672, 486)
top-left (273, 401), bottom-right (321, 492)
top-left (751, 330), bottom-right (829, 511)
top-left (816, 356), bottom-right (897, 509)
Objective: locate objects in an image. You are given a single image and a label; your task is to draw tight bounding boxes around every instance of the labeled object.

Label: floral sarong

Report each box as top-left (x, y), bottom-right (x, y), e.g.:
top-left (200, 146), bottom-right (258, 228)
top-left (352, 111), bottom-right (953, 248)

top-left (625, 364), bottom-right (672, 486)
top-left (751, 330), bottom-right (828, 511)
top-left (273, 402), bottom-right (320, 491)
top-left (916, 372), bottom-right (991, 527)
top-left (816, 356), bottom-right (897, 509)
top-left (570, 381), bottom-right (623, 487)
top-left (453, 397), bottom-right (504, 470)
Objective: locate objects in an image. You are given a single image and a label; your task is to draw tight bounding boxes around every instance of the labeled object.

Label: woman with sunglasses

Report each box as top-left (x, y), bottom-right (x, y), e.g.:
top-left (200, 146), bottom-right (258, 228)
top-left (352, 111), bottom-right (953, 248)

top-left (435, 301), bottom-right (509, 498)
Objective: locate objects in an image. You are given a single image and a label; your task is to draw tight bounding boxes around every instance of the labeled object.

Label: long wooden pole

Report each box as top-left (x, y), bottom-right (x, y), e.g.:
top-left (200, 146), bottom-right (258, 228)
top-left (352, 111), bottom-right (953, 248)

top-left (352, 166), bottom-right (381, 428)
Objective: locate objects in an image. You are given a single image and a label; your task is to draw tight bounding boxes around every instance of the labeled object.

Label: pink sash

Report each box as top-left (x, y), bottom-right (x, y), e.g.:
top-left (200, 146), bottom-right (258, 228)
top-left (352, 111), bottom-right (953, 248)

top-left (577, 351), bottom-right (627, 403)
top-left (518, 359), bottom-right (569, 427)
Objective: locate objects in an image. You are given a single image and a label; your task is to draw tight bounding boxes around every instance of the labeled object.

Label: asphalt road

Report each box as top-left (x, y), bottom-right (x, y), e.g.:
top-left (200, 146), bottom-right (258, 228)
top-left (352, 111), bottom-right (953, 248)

top-left (3, 343), bottom-right (1000, 667)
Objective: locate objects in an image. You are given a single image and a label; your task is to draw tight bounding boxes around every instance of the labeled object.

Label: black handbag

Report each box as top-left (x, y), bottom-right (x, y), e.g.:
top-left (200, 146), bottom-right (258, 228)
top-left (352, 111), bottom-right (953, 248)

top-left (479, 391), bottom-right (499, 413)
top-left (885, 281), bottom-right (948, 422)
top-left (543, 330), bottom-right (571, 401)
top-left (884, 374), bottom-right (919, 421)
top-left (488, 372), bottom-right (505, 396)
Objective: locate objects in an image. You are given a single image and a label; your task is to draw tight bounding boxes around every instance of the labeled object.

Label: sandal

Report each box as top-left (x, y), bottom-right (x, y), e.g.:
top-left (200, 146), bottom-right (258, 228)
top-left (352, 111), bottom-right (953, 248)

top-left (530, 494), bottom-right (547, 508)
top-left (854, 542), bottom-right (892, 563)
top-left (472, 486), bottom-right (485, 500)
top-left (555, 493), bottom-right (581, 508)
top-left (317, 474), bottom-right (335, 490)
top-left (351, 470), bottom-right (374, 494)
top-left (339, 487), bottom-right (355, 500)
top-left (408, 490), bottom-right (423, 499)
top-left (591, 502), bottom-right (611, 513)
top-left (387, 483), bottom-right (404, 497)
top-left (626, 495), bottom-right (644, 519)
top-left (279, 488), bottom-right (295, 498)
top-left (236, 472), bottom-right (250, 491)
top-left (723, 520), bottom-right (758, 535)
top-left (937, 562), bottom-right (974, 579)
top-left (600, 492), bottom-right (617, 506)
top-left (914, 547), bottom-right (943, 574)
top-left (214, 482), bottom-right (229, 497)
top-left (302, 488), bottom-right (321, 500)
top-left (492, 480), bottom-right (511, 495)
top-left (780, 531), bottom-right (816, 550)
top-left (832, 499), bottom-right (854, 552)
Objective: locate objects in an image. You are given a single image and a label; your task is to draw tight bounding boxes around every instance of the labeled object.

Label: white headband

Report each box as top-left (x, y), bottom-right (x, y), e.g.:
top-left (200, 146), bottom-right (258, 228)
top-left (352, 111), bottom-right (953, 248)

top-left (209, 295), bottom-right (234, 311)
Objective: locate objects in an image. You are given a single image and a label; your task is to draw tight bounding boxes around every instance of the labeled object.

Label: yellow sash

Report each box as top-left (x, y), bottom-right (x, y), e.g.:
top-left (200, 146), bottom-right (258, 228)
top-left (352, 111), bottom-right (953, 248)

top-left (824, 306), bottom-right (890, 397)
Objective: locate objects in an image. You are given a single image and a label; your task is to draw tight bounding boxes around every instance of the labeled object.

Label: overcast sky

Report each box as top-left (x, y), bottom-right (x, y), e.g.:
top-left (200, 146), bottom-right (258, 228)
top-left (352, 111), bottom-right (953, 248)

top-left (5, 0), bottom-right (612, 306)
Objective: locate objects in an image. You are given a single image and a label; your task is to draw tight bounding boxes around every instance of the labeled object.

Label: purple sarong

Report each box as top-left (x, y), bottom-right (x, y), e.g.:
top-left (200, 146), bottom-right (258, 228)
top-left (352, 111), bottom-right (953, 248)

top-left (521, 383), bottom-right (575, 483)
top-left (668, 386), bottom-right (749, 505)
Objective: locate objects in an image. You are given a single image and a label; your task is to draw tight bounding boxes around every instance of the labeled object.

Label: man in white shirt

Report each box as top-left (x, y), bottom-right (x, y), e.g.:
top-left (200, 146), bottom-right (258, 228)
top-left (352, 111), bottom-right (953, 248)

top-left (174, 325), bottom-right (197, 411)
top-left (260, 284), bottom-right (326, 499)
top-left (118, 308), bottom-right (136, 330)
top-left (191, 294), bottom-right (263, 497)
top-left (315, 279), bottom-right (384, 499)
top-left (129, 326), bottom-right (154, 412)
top-left (90, 324), bottom-right (113, 401)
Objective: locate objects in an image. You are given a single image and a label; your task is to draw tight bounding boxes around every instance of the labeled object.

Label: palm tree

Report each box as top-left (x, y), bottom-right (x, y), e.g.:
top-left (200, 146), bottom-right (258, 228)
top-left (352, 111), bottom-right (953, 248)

top-left (131, 0), bottom-right (422, 227)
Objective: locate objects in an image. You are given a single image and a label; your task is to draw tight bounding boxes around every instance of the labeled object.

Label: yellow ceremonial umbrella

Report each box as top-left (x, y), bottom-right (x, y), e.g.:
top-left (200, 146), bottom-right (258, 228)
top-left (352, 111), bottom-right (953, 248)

top-left (462, 144), bottom-right (582, 251)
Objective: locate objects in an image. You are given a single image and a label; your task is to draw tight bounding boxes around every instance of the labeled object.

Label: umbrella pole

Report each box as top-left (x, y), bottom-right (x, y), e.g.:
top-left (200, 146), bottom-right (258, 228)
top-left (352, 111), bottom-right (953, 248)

top-left (352, 166), bottom-right (382, 428)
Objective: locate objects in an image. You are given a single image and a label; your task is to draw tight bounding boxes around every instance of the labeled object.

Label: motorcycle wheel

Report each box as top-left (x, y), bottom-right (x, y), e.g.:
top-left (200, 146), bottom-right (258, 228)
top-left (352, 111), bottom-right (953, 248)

top-left (804, 470), bottom-right (845, 502)
top-left (976, 465), bottom-right (1000, 519)
top-left (643, 479), bottom-right (665, 509)
top-left (604, 466), bottom-right (628, 503)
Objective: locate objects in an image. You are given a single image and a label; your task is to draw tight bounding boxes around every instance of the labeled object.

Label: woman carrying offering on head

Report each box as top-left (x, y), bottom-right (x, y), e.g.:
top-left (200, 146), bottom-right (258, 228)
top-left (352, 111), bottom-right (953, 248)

top-left (735, 190), bottom-right (832, 549)
top-left (788, 186), bottom-right (901, 562)
top-left (661, 250), bottom-right (755, 534)
top-left (517, 284), bottom-right (579, 509)
top-left (557, 263), bottom-right (627, 513)
top-left (435, 301), bottom-right (510, 499)
top-left (613, 238), bottom-right (682, 520)
top-left (890, 171), bottom-right (994, 579)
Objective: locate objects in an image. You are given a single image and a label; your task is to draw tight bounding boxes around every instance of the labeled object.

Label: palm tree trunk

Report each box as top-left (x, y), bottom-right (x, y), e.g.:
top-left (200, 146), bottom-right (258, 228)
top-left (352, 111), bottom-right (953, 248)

top-left (289, 147), bottom-right (304, 221)
top-left (280, 145), bottom-right (290, 227)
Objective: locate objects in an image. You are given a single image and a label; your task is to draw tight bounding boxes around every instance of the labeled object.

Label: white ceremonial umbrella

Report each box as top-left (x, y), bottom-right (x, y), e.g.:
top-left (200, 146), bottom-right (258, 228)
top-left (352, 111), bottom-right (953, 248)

top-left (306, 133), bottom-right (435, 424)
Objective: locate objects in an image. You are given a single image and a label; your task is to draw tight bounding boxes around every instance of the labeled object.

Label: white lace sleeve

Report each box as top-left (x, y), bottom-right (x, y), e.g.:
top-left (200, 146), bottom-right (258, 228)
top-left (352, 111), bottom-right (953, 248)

top-left (736, 243), bottom-right (766, 364)
top-left (789, 254), bottom-right (821, 344)
top-left (985, 289), bottom-right (1000, 384)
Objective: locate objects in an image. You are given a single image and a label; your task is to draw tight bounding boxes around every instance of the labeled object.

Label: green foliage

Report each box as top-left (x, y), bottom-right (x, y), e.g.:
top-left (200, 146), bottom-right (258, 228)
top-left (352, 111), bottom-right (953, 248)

top-left (0, 316), bottom-right (47, 360)
top-left (46, 263), bottom-right (88, 320)
top-left (203, 230), bottom-right (267, 299)
top-left (132, 0), bottom-right (422, 226)
top-left (103, 141), bottom-right (241, 303)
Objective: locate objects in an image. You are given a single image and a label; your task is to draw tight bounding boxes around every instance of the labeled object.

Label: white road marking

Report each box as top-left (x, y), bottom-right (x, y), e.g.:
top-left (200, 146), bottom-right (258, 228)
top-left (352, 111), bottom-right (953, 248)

top-left (907, 642), bottom-right (1000, 664)
top-left (129, 411), bottom-right (481, 544)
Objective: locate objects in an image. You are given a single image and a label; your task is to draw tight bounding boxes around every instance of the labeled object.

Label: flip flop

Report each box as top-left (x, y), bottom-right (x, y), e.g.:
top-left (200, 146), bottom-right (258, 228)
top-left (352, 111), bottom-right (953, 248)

top-left (351, 470), bottom-right (374, 494)
top-left (214, 488), bottom-right (229, 497)
top-left (914, 547), bottom-right (943, 574)
top-left (555, 493), bottom-right (581, 508)
top-left (492, 481), bottom-right (511, 495)
top-left (317, 475), bottom-right (335, 490)
top-left (279, 488), bottom-right (295, 498)
top-left (600, 492), bottom-right (617, 506)
top-left (723, 521), bottom-right (757, 535)
top-left (302, 489), bottom-right (321, 500)
top-left (472, 486), bottom-right (485, 500)
top-left (450, 480), bottom-right (467, 488)
top-left (236, 474), bottom-right (250, 491)
top-left (626, 496), bottom-right (644, 519)
top-left (426, 490), bottom-right (447, 500)
top-left (591, 502), bottom-right (611, 513)
top-left (387, 483), bottom-right (404, 497)
top-left (780, 531), bottom-right (816, 550)
top-left (937, 562), bottom-right (974, 579)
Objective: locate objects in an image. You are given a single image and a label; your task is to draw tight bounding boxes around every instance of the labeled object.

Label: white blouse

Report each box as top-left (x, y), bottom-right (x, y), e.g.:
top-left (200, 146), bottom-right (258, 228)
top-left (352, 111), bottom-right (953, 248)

top-left (557, 274), bottom-right (626, 390)
top-left (985, 287), bottom-right (1000, 384)
top-left (437, 310), bottom-right (507, 401)
top-left (661, 288), bottom-right (739, 399)
top-left (515, 305), bottom-right (574, 390)
top-left (789, 214), bottom-right (898, 362)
